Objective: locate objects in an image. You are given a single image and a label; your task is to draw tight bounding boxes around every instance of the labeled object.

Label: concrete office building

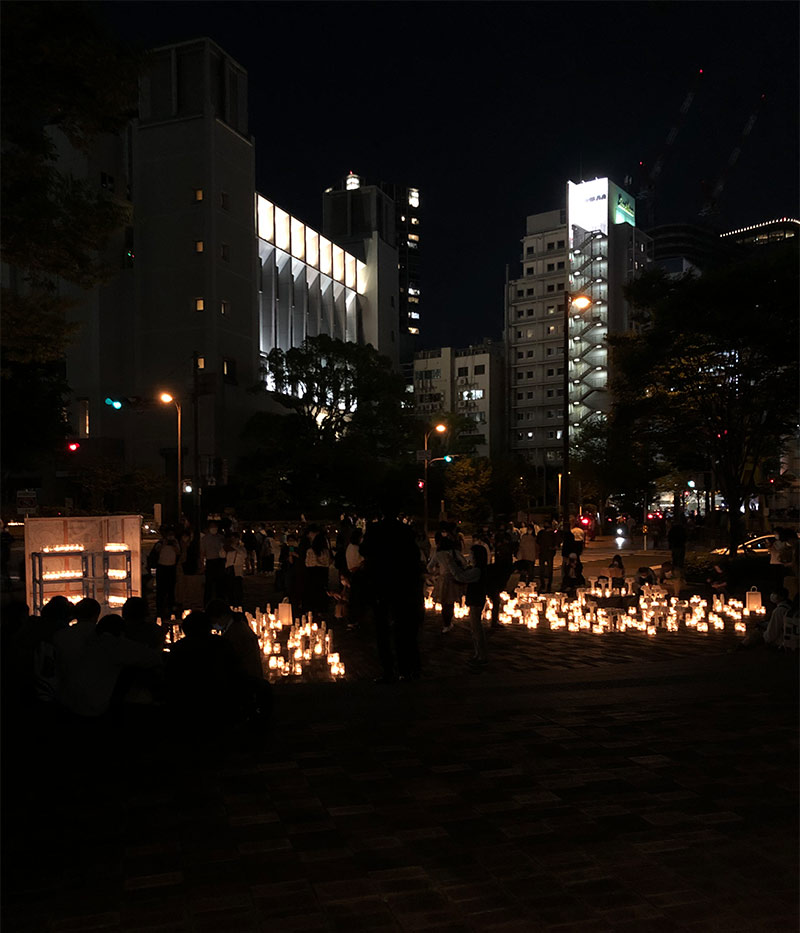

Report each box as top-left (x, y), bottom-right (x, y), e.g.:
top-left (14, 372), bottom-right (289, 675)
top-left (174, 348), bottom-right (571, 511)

top-left (33, 39), bottom-right (393, 495)
top-left (505, 178), bottom-right (652, 472)
top-left (413, 341), bottom-right (505, 459)
top-left (323, 174), bottom-right (421, 373)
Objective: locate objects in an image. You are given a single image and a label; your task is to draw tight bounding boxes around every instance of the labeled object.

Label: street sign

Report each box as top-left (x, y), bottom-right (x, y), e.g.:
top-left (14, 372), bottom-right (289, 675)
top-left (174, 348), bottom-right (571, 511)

top-left (17, 489), bottom-right (37, 515)
top-left (416, 450), bottom-right (432, 462)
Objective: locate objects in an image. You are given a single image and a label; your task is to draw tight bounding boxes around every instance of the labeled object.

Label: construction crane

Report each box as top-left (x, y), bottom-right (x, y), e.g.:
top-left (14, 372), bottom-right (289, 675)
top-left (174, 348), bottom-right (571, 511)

top-left (628, 68), bottom-right (705, 229)
top-left (699, 94), bottom-right (766, 218)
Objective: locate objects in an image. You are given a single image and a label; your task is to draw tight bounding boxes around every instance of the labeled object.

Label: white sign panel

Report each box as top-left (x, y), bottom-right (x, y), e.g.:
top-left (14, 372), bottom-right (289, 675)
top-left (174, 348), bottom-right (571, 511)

top-left (568, 178), bottom-right (610, 247)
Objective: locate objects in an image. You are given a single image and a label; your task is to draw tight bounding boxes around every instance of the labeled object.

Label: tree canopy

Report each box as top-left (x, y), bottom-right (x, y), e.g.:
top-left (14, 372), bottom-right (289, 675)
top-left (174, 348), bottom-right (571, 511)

top-left (611, 243), bottom-right (799, 547)
top-left (1, 2), bottom-right (140, 479)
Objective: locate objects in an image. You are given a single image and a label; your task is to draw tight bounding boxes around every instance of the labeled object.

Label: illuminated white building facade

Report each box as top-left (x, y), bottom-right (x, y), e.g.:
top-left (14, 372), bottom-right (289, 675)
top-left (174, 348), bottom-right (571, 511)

top-left (505, 179), bottom-right (651, 473)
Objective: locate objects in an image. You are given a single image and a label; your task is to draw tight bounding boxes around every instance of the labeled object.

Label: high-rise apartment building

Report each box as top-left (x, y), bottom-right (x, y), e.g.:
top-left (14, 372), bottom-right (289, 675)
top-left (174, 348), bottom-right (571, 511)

top-left (323, 174), bottom-right (421, 373)
top-left (505, 179), bottom-right (652, 475)
top-left (413, 341), bottom-right (505, 459)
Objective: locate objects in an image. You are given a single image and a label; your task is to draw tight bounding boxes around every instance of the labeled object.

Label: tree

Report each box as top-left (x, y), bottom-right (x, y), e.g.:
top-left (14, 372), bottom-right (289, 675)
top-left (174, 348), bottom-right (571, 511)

top-left (261, 335), bottom-right (410, 451)
top-left (444, 457), bottom-right (492, 527)
top-left (612, 244), bottom-right (799, 549)
top-left (1, 2), bottom-right (139, 476)
top-left (244, 336), bottom-right (415, 514)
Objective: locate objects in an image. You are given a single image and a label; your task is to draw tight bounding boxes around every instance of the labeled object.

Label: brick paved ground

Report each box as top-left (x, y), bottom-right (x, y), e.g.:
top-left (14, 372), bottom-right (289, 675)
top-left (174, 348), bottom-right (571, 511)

top-left (3, 568), bottom-right (798, 932)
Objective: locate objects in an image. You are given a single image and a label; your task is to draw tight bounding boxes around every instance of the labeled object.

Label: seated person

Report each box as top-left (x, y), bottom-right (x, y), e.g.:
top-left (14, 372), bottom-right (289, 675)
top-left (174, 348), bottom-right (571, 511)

top-left (559, 553), bottom-right (585, 597)
top-left (607, 555), bottom-right (626, 591)
top-left (165, 611), bottom-right (240, 727)
top-left (706, 562), bottom-right (728, 599)
top-left (741, 588), bottom-right (793, 648)
top-left (657, 561), bottom-right (682, 597)
top-left (634, 566), bottom-right (657, 594)
top-left (122, 596), bottom-right (166, 649)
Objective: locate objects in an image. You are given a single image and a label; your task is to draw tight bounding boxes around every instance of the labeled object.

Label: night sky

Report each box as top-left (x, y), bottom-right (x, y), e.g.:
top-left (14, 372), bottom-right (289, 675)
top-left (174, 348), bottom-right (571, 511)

top-left (100, 1), bottom-right (799, 349)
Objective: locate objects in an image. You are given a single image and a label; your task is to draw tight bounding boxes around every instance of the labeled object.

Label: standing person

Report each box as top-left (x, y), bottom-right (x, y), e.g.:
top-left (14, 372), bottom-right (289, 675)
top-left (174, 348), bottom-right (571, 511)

top-left (427, 534), bottom-right (464, 634)
top-left (465, 544), bottom-right (489, 670)
top-left (361, 503), bottom-right (425, 683)
top-left (570, 519), bottom-right (586, 557)
top-left (345, 528), bottom-right (366, 631)
top-left (667, 519), bottom-right (687, 570)
top-left (516, 525), bottom-right (538, 585)
top-left (149, 526), bottom-right (180, 619)
top-left (769, 528), bottom-right (796, 590)
top-left (223, 531), bottom-right (247, 608)
top-left (486, 525), bottom-right (514, 628)
top-left (559, 553), bottom-right (586, 598)
top-left (536, 521), bottom-right (558, 593)
top-left (304, 527), bottom-right (332, 617)
top-left (241, 527), bottom-right (258, 575)
top-left (200, 522), bottom-right (226, 605)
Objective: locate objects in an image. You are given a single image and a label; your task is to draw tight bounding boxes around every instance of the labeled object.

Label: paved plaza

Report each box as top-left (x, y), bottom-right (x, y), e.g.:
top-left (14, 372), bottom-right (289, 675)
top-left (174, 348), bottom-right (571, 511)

top-left (3, 564), bottom-right (798, 933)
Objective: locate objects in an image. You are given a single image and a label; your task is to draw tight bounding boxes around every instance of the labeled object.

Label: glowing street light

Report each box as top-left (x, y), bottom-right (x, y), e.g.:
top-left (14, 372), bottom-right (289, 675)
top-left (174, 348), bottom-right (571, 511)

top-left (423, 423), bottom-right (447, 535)
top-left (159, 392), bottom-right (183, 523)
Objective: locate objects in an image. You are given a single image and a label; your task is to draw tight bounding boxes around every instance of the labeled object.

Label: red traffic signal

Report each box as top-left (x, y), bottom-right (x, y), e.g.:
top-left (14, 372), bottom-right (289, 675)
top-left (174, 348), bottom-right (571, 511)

top-left (417, 479), bottom-right (425, 490)
top-left (580, 516), bottom-right (591, 526)
top-left (67, 442), bottom-right (81, 452)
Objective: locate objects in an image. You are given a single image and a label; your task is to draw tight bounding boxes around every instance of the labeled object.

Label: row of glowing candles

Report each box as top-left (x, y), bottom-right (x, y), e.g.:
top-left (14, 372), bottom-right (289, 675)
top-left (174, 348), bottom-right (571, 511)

top-left (40, 543), bottom-right (130, 581)
top-left (154, 604), bottom-right (346, 679)
top-left (42, 569), bottom-right (128, 580)
top-left (425, 582), bottom-right (765, 637)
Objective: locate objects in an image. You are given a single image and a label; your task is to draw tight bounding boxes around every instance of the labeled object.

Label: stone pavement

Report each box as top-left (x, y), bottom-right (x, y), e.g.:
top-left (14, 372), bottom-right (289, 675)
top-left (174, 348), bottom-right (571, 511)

top-left (3, 580), bottom-right (798, 932)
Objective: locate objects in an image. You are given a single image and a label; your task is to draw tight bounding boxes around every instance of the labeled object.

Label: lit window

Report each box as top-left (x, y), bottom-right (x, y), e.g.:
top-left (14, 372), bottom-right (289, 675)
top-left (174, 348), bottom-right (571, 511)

top-left (408, 287), bottom-right (420, 296)
top-left (196, 356), bottom-right (206, 370)
top-left (410, 217), bottom-right (419, 225)
top-left (409, 311), bottom-right (420, 319)
top-left (195, 240), bottom-right (204, 253)
top-left (408, 326), bottom-right (420, 335)
top-left (194, 188), bottom-right (204, 202)
top-left (408, 188), bottom-right (420, 208)
top-left (195, 298), bottom-right (204, 311)
top-left (221, 300), bottom-right (229, 316)
top-left (408, 295), bottom-right (419, 304)
top-left (547, 305), bottom-right (556, 314)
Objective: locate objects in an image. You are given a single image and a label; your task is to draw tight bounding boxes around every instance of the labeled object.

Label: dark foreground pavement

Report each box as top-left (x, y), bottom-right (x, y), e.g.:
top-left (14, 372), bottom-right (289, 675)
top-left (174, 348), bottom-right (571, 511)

top-left (3, 601), bottom-right (798, 933)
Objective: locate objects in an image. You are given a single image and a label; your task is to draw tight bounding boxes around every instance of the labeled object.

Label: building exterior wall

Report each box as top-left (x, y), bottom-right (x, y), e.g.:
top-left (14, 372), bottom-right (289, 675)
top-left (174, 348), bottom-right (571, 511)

top-left (505, 180), bottom-right (652, 469)
top-left (414, 342), bottom-right (505, 459)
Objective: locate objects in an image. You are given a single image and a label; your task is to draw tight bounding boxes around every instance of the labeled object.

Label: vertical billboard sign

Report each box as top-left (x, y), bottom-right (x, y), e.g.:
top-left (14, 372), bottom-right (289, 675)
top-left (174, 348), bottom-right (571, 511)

top-left (567, 178), bottom-right (610, 249)
top-left (609, 181), bottom-right (636, 227)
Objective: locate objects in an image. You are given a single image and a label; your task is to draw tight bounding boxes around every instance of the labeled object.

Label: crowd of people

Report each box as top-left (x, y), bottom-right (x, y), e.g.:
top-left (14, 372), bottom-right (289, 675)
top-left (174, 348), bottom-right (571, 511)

top-left (3, 512), bottom-right (797, 725)
top-left (1, 593), bottom-right (272, 731)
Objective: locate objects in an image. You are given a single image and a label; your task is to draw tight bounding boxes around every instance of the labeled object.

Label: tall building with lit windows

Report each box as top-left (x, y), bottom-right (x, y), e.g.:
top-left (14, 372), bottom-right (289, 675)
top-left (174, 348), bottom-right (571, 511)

top-left (323, 174), bottom-right (421, 374)
top-left (505, 179), bottom-right (651, 496)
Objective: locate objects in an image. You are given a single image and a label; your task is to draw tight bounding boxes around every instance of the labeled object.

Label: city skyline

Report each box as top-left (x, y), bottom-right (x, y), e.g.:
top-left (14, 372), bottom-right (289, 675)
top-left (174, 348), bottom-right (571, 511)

top-left (101, 2), bottom-right (799, 349)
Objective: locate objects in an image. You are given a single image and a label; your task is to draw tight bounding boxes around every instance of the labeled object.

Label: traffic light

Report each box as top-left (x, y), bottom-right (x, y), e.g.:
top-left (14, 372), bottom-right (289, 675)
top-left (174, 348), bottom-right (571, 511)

top-left (417, 479), bottom-right (425, 490)
top-left (443, 455), bottom-right (453, 463)
top-left (105, 396), bottom-right (123, 410)
top-left (580, 516), bottom-right (591, 526)
top-left (67, 441), bottom-right (81, 452)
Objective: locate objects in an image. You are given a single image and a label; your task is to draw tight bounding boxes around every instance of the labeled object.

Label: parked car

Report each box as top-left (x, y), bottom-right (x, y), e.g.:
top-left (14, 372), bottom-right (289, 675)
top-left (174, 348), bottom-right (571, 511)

top-left (710, 533), bottom-right (798, 558)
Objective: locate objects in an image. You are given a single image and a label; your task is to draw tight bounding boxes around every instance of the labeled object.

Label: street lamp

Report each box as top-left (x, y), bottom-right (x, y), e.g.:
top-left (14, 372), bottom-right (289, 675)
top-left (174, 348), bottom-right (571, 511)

top-left (562, 293), bottom-right (592, 525)
top-left (423, 422), bottom-right (447, 536)
top-left (159, 392), bottom-right (182, 524)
